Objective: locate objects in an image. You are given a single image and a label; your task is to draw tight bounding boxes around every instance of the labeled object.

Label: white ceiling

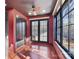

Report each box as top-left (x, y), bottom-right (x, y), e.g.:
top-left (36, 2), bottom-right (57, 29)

top-left (6, 0), bottom-right (57, 16)
top-left (53, 0), bottom-right (65, 15)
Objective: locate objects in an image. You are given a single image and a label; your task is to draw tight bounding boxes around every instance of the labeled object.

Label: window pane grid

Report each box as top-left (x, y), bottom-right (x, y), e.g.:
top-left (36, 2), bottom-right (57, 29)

top-left (55, 0), bottom-right (74, 57)
top-left (57, 28), bottom-right (60, 42)
top-left (40, 20), bottom-right (47, 42)
top-left (32, 21), bottom-right (38, 41)
top-left (63, 26), bottom-right (68, 50)
top-left (62, 2), bottom-right (68, 17)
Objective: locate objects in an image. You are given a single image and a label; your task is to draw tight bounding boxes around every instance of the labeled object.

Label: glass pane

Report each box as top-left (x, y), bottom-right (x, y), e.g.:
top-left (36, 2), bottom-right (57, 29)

top-left (57, 13), bottom-right (60, 27)
top-left (16, 20), bottom-right (26, 48)
top-left (16, 22), bottom-right (25, 41)
top-left (40, 21), bottom-right (47, 42)
top-left (53, 17), bottom-right (56, 39)
top-left (62, 2), bottom-right (68, 17)
top-left (69, 10), bottom-right (74, 55)
top-left (63, 15), bottom-right (68, 26)
top-left (22, 22), bottom-right (25, 39)
top-left (57, 28), bottom-right (60, 42)
top-left (57, 13), bottom-right (60, 21)
top-left (32, 21), bottom-right (38, 41)
top-left (69, 25), bottom-right (74, 55)
top-left (69, 10), bottom-right (74, 24)
top-left (69, 0), bottom-right (74, 11)
top-left (63, 26), bottom-right (68, 50)
top-left (57, 21), bottom-right (60, 27)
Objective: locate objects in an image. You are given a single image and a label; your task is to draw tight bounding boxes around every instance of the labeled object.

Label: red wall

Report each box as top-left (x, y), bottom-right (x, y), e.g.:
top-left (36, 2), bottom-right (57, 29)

top-left (49, 16), bottom-right (54, 44)
top-left (26, 17), bottom-right (31, 40)
top-left (8, 9), bottom-right (15, 51)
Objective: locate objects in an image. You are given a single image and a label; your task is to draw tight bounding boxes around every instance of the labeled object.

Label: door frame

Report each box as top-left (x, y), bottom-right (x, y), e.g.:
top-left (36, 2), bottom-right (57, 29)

top-left (30, 19), bottom-right (49, 43)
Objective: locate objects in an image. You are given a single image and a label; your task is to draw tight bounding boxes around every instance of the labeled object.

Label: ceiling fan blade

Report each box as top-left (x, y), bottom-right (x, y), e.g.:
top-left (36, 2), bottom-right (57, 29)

top-left (34, 6), bottom-right (40, 11)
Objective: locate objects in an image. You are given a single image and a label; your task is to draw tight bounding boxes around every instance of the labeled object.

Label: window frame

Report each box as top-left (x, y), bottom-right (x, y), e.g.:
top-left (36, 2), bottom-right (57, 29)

top-left (54, 0), bottom-right (74, 58)
top-left (30, 19), bottom-right (49, 43)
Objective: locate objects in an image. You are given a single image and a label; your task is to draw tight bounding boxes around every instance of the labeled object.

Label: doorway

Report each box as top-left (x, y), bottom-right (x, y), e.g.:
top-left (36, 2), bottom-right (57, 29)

top-left (31, 19), bottom-right (49, 42)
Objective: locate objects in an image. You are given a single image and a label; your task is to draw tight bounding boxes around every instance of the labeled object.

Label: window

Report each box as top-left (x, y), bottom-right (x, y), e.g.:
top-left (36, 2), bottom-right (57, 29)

top-left (57, 13), bottom-right (60, 20)
top-left (69, 0), bottom-right (74, 11)
top-left (57, 13), bottom-right (61, 43)
top-left (69, 25), bottom-right (74, 55)
top-left (69, 10), bottom-right (74, 24)
top-left (62, 9), bottom-right (74, 57)
top-left (57, 13), bottom-right (60, 27)
top-left (16, 18), bottom-right (26, 48)
top-left (57, 20), bottom-right (60, 28)
top-left (32, 21), bottom-right (38, 41)
top-left (55, 0), bottom-right (74, 58)
top-left (57, 28), bottom-right (60, 42)
top-left (31, 20), bottom-right (48, 42)
top-left (62, 14), bottom-right (68, 50)
top-left (53, 17), bottom-right (56, 40)
top-left (63, 26), bottom-right (68, 50)
top-left (40, 20), bottom-right (48, 42)
top-left (62, 2), bottom-right (68, 17)
top-left (69, 10), bottom-right (74, 55)
top-left (63, 15), bottom-right (68, 26)
top-left (16, 21), bottom-right (26, 41)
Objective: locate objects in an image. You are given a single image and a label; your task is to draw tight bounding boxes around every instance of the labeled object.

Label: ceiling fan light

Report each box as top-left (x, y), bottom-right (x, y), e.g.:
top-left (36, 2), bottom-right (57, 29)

top-left (42, 10), bottom-right (46, 13)
top-left (28, 12), bottom-right (32, 15)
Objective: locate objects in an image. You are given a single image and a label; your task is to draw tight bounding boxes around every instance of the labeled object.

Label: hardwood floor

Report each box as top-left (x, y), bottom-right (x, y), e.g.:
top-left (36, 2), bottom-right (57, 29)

top-left (31, 44), bottom-right (59, 59)
top-left (18, 44), bottom-right (59, 59)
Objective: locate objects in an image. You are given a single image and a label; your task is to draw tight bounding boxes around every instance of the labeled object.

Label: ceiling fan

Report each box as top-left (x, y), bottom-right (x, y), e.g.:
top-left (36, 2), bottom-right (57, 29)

top-left (21, 0), bottom-right (40, 15)
top-left (29, 0), bottom-right (40, 15)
